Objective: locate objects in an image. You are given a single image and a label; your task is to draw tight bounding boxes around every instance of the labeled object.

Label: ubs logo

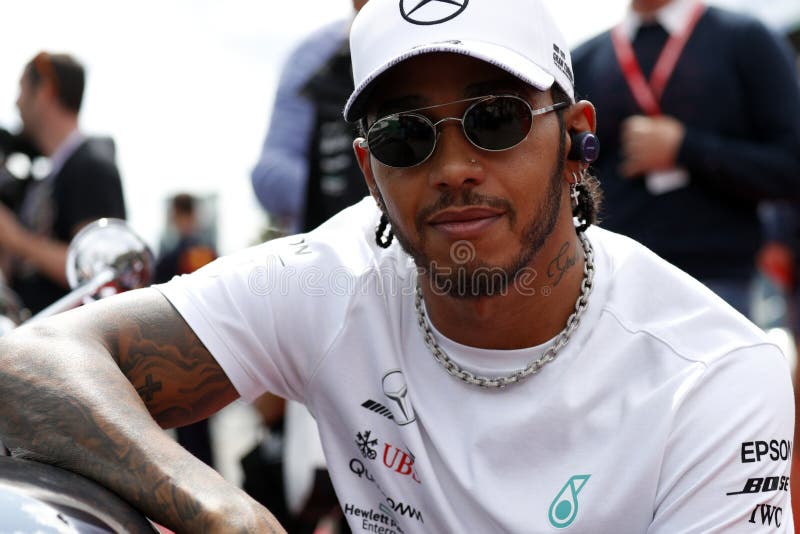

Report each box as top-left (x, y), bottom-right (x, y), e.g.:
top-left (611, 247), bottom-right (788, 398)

top-left (400, 0), bottom-right (469, 26)
top-left (382, 370), bottom-right (416, 425)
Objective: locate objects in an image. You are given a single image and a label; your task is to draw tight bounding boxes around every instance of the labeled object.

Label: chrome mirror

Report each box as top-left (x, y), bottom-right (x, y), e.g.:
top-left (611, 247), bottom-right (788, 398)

top-left (30, 218), bottom-right (154, 321)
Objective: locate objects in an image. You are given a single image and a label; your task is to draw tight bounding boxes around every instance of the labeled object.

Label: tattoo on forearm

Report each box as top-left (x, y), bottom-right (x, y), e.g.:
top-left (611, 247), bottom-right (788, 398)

top-left (547, 241), bottom-right (579, 287)
top-left (137, 374), bottom-right (162, 402)
top-left (111, 308), bottom-right (233, 427)
top-left (0, 292), bottom-right (248, 532)
top-left (0, 364), bottom-right (208, 529)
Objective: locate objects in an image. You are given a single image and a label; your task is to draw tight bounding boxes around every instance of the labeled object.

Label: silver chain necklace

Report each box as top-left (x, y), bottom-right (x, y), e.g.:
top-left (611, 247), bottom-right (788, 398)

top-left (415, 233), bottom-right (595, 389)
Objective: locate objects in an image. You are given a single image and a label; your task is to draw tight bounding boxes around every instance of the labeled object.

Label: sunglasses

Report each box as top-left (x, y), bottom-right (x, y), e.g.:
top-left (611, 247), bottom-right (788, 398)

top-left (364, 95), bottom-right (568, 168)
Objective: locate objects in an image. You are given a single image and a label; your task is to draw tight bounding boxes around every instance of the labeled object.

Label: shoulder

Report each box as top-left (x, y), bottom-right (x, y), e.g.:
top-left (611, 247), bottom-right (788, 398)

top-left (275, 19), bottom-right (348, 93)
top-left (700, 6), bottom-right (785, 47)
top-left (571, 30), bottom-right (615, 94)
top-left (690, 7), bottom-right (796, 86)
top-left (304, 18), bottom-right (349, 44)
top-left (62, 138), bottom-right (119, 177)
top-left (571, 30), bottom-right (613, 66)
top-left (590, 227), bottom-right (779, 366)
top-left (280, 198), bottom-right (411, 280)
top-left (155, 199), bottom-right (409, 385)
top-left (701, 5), bottom-right (766, 31)
top-left (208, 198), bottom-right (411, 292)
top-left (286, 19), bottom-right (348, 65)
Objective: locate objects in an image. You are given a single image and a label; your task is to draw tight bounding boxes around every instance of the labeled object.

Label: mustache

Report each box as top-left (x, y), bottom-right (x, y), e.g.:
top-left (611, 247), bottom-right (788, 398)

top-left (415, 190), bottom-right (515, 232)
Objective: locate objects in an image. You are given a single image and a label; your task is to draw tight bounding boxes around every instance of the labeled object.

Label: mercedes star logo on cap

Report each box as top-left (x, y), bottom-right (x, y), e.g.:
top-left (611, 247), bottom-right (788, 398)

top-left (400, 0), bottom-right (469, 26)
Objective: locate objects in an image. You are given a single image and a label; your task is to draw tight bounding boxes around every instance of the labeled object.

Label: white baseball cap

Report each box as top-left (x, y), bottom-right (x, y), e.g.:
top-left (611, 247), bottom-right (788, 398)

top-left (343, 0), bottom-right (576, 122)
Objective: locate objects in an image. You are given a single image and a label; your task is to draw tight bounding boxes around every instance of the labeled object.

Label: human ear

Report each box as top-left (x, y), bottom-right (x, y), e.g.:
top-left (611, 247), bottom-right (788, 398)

top-left (565, 101), bottom-right (598, 165)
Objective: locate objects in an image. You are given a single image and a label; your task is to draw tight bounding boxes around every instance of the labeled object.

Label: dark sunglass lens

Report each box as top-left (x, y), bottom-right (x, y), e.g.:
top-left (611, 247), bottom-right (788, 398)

top-left (368, 115), bottom-right (435, 167)
top-left (464, 97), bottom-right (533, 151)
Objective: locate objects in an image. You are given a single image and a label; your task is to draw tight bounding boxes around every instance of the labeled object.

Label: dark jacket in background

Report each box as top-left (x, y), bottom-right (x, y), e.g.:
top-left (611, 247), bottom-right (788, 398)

top-left (11, 137), bottom-right (126, 313)
top-left (572, 7), bottom-right (800, 281)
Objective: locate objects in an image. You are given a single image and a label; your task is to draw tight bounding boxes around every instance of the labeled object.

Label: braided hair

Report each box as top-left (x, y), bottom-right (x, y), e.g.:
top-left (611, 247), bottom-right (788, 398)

top-left (375, 212), bottom-right (394, 248)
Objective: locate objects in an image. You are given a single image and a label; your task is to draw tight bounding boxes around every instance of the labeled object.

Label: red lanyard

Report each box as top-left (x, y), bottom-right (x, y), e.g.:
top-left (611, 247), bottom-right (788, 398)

top-left (611, 2), bottom-right (706, 116)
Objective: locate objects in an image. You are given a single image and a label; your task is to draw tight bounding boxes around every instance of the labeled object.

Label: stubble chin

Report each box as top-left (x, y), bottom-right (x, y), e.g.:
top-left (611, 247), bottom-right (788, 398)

top-left (393, 203), bottom-right (561, 299)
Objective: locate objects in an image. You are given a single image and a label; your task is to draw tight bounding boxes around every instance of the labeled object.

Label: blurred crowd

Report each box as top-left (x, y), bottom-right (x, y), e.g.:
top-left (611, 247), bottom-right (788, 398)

top-left (0, 0), bottom-right (799, 532)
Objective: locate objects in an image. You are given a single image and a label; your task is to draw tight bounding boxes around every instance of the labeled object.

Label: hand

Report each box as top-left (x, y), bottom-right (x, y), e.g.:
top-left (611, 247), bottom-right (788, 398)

top-left (0, 203), bottom-right (25, 253)
top-left (203, 494), bottom-right (288, 534)
top-left (619, 114), bottom-right (686, 178)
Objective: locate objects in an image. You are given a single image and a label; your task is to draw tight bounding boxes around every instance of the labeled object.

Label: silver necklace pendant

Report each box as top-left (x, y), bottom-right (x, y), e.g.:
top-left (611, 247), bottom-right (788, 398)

top-left (415, 232), bottom-right (595, 388)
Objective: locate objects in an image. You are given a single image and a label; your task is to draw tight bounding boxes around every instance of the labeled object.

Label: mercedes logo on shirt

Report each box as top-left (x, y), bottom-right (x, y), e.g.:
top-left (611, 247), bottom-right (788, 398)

top-left (400, 0), bottom-right (469, 26)
top-left (382, 370), bottom-right (416, 425)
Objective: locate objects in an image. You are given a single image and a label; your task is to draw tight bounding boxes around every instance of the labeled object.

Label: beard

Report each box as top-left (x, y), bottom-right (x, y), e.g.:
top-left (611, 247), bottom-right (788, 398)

top-left (384, 151), bottom-right (566, 299)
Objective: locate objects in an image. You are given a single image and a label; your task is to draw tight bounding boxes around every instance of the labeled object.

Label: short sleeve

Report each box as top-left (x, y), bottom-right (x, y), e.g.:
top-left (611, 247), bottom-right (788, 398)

top-left (155, 226), bottom-right (372, 405)
top-left (648, 346), bottom-right (794, 533)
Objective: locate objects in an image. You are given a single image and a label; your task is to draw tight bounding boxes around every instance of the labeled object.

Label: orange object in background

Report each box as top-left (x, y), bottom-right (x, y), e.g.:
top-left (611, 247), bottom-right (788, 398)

top-left (758, 242), bottom-right (796, 293)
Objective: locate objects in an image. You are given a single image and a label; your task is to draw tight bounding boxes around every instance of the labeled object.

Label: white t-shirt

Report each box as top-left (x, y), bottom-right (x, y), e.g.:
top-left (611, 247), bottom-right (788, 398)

top-left (158, 198), bottom-right (794, 533)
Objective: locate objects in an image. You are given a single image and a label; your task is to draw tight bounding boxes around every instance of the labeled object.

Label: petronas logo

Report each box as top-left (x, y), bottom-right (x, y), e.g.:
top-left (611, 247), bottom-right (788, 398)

top-left (548, 475), bottom-right (591, 528)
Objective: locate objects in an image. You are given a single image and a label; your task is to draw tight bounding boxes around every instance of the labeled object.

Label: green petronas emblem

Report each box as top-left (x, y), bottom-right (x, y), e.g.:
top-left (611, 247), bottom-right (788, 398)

top-left (548, 474), bottom-right (591, 529)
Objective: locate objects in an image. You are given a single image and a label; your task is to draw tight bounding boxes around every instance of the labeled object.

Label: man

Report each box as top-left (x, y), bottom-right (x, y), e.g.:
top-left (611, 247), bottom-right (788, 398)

top-left (571, 0), bottom-right (800, 316)
top-left (0, 1), bottom-right (793, 532)
top-left (155, 194), bottom-right (217, 287)
top-left (0, 52), bottom-right (126, 313)
top-left (251, 0), bottom-right (369, 233)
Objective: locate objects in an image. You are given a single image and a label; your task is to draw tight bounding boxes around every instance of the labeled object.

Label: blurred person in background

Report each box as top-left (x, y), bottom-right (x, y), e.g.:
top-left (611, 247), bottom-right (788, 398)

top-left (155, 193), bottom-right (217, 470)
top-left (247, 2), bottom-right (370, 533)
top-left (155, 193), bottom-right (216, 287)
top-left (0, 52), bottom-right (125, 314)
top-left (250, 0), bottom-right (369, 234)
top-left (572, 0), bottom-right (800, 319)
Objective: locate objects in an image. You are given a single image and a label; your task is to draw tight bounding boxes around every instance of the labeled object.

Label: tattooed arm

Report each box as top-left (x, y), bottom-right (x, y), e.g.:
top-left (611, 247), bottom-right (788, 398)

top-left (0, 288), bottom-right (285, 533)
